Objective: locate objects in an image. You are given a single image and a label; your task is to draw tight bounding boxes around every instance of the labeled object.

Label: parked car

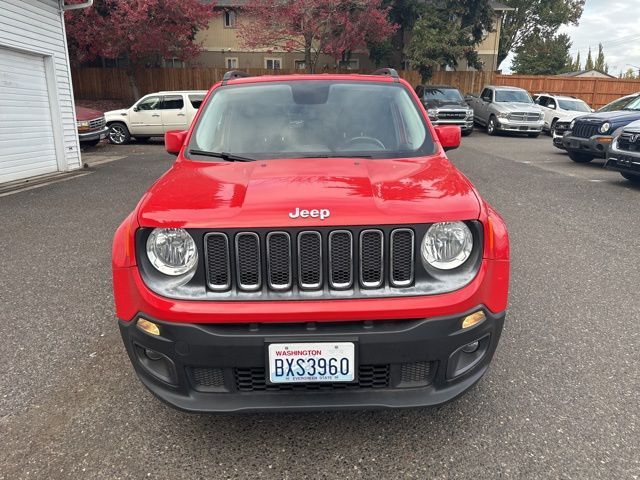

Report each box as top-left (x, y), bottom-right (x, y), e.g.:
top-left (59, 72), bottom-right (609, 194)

top-left (561, 93), bottom-right (640, 163)
top-left (415, 85), bottom-right (474, 135)
top-left (105, 90), bottom-right (207, 145)
top-left (467, 86), bottom-right (544, 137)
top-left (112, 69), bottom-right (510, 413)
top-left (604, 120), bottom-right (640, 184)
top-left (551, 120), bottom-right (572, 149)
top-left (534, 93), bottom-right (592, 135)
top-left (76, 106), bottom-right (108, 147)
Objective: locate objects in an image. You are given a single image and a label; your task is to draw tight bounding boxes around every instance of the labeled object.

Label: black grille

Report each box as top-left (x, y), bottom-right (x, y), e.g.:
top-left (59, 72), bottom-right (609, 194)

top-left (298, 232), bottom-right (322, 288)
top-left (205, 233), bottom-right (230, 290)
top-left (360, 230), bottom-right (383, 288)
top-left (329, 231), bottom-right (353, 289)
top-left (554, 121), bottom-right (570, 135)
top-left (235, 364), bottom-right (390, 392)
top-left (617, 132), bottom-right (640, 151)
top-left (204, 227), bottom-right (418, 294)
top-left (572, 121), bottom-right (600, 139)
top-left (236, 233), bottom-right (261, 290)
top-left (390, 229), bottom-right (414, 286)
top-left (192, 367), bottom-right (225, 388)
top-left (400, 361), bottom-right (433, 384)
top-left (267, 232), bottom-right (292, 289)
top-left (438, 111), bottom-right (466, 120)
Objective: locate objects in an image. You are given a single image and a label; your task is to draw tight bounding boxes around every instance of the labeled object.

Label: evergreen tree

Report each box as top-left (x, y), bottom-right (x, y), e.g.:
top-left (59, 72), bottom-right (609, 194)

top-left (511, 33), bottom-right (573, 75)
top-left (585, 47), bottom-right (594, 70)
top-left (573, 51), bottom-right (581, 71)
top-left (594, 43), bottom-right (607, 72)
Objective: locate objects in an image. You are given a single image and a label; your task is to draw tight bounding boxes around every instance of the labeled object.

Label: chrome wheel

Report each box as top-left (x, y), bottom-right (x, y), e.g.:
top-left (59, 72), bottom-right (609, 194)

top-left (108, 124), bottom-right (129, 145)
top-left (487, 117), bottom-right (496, 136)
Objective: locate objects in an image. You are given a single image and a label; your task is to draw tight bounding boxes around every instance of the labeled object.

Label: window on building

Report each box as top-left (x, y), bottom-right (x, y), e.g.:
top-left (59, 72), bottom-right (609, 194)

top-left (223, 10), bottom-right (236, 28)
top-left (164, 58), bottom-right (184, 68)
top-left (294, 60), bottom-right (306, 71)
top-left (226, 57), bottom-right (239, 69)
top-left (265, 58), bottom-right (282, 69)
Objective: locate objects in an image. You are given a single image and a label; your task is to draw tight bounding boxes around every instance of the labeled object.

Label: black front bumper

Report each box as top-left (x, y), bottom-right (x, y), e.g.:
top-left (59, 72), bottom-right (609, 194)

top-left (562, 134), bottom-right (610, 158)
top-left (119, 308), bottom-right (505, 413)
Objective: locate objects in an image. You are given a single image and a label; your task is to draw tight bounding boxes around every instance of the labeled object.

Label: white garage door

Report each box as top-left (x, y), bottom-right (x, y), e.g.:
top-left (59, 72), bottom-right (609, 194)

top-left (0, 47), bottom-right (58, 184)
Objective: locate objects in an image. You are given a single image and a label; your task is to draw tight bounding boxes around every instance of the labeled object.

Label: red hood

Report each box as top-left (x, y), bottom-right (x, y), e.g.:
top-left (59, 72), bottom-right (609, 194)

top-left (75, 106), bottom-right (103, 120)
top-left (137, 155), bottom-right (481, 228)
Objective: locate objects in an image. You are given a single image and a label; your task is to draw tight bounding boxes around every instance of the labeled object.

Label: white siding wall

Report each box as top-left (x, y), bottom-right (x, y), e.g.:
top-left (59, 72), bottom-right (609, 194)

top-left (0, 0), bottom-right (81, 175)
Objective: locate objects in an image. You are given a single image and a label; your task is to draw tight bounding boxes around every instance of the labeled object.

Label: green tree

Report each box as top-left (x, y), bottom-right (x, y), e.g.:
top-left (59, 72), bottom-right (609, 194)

top-left (573, 51), bottom-right (581, 71)
top-left (511, 33), bottom-right (573, 75)
top-left (498, 0), bottom-right (585, 67)
top-left (594, 43), bottom-right (607, 72)
top-left (405, 0), bottom-right (494, 81)
top-left (585, 47), bottom-right (594, 70)
top-left (621, 68), bottom-right (637, 79)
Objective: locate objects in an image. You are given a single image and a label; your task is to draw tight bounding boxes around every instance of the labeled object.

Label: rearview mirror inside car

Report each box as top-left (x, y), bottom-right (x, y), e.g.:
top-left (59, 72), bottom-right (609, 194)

top-left (165, 130), bottom-right (188, 155)
top-left (434, 125), bottom-right (461, 152)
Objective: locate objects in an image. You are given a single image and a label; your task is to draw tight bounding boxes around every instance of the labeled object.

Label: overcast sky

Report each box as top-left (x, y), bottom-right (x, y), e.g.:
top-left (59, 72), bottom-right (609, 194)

top-left (502, 0), bottom-right (640, 76)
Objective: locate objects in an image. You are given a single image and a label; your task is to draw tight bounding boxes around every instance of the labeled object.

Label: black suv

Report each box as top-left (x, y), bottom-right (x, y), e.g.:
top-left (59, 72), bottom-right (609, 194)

top-left (562, 92), bottom-right (640, 163)
top-left (415, 85), bottom-right (474, 136)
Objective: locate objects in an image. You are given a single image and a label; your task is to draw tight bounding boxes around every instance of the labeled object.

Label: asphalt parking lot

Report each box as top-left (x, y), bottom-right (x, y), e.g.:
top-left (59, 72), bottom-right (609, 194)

top-left (1, 132), bottom-right (638, 479)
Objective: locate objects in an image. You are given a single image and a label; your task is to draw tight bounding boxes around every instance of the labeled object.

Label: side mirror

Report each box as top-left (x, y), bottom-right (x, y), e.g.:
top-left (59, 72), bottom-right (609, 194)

top-left (132, 106), bottom-right (139, 112)
top-left (434, 125), bottom-right (461, 152)
top-left (549, 104), bottom-right (556, 110)
top-left (165, 130), bottom-right (188, 155)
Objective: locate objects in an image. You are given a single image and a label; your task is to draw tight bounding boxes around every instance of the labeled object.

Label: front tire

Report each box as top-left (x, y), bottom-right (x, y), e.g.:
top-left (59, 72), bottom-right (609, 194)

top-left (568, 151), bottom-right (594, 163)
top-left (108, 122), bottom-right (131, 145)
top-left (487, 116), bottom-right (498, 136)
top-left (621, 172), bottom-right (640, 184)
top-left (549, 119), bottom-right (558, 137)
top-left (462, 129), bottom-right (473, 137)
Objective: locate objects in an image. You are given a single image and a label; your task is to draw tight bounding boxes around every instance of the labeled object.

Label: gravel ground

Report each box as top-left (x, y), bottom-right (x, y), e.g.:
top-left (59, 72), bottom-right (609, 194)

top-left (0, 131), bottom-right (638, 479)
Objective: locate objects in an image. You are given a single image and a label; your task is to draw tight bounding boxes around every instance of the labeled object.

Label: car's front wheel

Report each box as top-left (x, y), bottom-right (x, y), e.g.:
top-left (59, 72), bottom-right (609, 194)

top-left (487, 116), bottom-right (498, 136)
top-left (621, 172), bottom-right (640, 184)
top-left (549, 119), bottom-right (558, 137)
top-left (108, 122), bottom-right (131, 145)
top-left (568, 151), bottom-right (594, 163)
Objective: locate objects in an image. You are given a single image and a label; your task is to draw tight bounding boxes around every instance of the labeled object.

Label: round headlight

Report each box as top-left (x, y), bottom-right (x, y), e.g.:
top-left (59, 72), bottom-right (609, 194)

top-left (600, 122), bottom-right (611, 134)
top-left (421, 222), bottom-right (473, 270)
top-left (570, 119), bottom-right (576, 130)
top-left (146, 228), bottom-right (198, 276)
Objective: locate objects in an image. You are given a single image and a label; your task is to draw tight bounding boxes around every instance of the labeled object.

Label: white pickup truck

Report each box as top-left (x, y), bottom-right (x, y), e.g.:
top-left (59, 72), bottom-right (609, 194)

top-left (466, 86), bottom-right (545, 138)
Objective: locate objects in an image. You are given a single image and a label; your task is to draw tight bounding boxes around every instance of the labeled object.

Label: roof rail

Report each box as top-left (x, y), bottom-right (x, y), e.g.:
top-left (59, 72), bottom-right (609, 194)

top-left (222, 70), bottom-right (252, 85)
top-left (372, 68), bottom-right (399, 82)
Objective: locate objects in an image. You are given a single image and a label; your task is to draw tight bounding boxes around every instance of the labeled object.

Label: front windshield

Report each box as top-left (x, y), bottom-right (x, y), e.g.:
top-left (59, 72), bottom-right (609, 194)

top-left (598, 95), bottom-right (637, 112)
top-left (558, 99), bottom-right (591, 112)
top-left (494, 89), bottom-right (533, 104)
top-left (423, 87), bottom-right (463, 102)
top-left (621, 96), bottom-right (640, 111)
top-left (189, 81), bottom-right (434, 160)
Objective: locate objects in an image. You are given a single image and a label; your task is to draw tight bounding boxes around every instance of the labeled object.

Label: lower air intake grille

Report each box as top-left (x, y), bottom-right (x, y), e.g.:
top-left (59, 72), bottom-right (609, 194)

top-left (235, 364), bottom-right (390, 392)
top-left (191, 367), bottom-right (225, 388)
top-left (400, 361), bottom-right (433, 385)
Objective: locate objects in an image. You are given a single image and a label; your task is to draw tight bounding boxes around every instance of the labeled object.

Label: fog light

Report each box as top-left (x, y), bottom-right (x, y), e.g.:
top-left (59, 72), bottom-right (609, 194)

top-left (462, 311), bottom-right (486, 329)
top-left (137, 318), bottom-right (160, 336)
top-left (145, 348), bottom-right (163, 361)
top-left (461, 341), bottom-right (479, 353)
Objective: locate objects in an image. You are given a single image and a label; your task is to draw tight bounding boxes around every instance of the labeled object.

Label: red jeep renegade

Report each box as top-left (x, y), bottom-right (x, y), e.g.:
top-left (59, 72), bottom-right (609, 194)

top-left (112, 69), bottom-right (510, 412)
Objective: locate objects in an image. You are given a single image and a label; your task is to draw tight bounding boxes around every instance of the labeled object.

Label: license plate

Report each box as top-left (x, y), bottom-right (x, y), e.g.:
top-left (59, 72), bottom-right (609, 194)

top-left (268, 342), bottom-right (355, 384)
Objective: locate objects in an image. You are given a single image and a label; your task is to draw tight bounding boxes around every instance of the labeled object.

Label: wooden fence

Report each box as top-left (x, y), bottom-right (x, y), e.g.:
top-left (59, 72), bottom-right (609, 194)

top-left (71, 67), bottom-right (640, 109)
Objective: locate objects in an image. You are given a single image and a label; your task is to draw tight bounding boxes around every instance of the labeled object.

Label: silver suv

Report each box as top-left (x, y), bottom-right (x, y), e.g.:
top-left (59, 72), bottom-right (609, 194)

top-left (467, 86), bottom-right (544, 137)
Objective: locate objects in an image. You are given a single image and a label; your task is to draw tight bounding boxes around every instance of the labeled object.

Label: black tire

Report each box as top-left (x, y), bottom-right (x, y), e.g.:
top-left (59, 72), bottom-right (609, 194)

top-left (80, 138), bottom-right (101, 147)
top-left (528, 133), bottom-right (540, 138)
top-left (108, 122), bottom-right (131, 145)
top-left (621, 172), bottom-right (640, 184)
top-left (462, 129), bottom-right (473, 137)
top-left (549, 119), bottom-right (558, 137)
top-left (486, 116), bottom-right (498, 136)
top-left (136, 136), bottom-right (150, 143)
top-left (568, 151), bottom-right (594, 163)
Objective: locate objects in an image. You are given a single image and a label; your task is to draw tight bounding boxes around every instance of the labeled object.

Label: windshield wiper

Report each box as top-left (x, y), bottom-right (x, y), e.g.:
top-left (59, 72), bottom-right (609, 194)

top-left (188, 149), bottom-right (254, 162)
top-left (301, 154), bottom-right (373, 158)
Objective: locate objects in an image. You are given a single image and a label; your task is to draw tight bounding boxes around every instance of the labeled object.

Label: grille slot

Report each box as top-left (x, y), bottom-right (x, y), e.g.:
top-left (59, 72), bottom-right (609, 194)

top-left (267, 232), bottom-right (292, 290)
top-left (617, 132), bottom-right (640, 151)
top-left (235, 364), bottom-right (390, 392)
top-left (235, 233), bottom-right (261, 290)
top-left (329, 230), bottom-right (353, 289)
top-left (572, 121), bottom-right (600, 139)
top-left (360, 229), bottom-right (384, 288)
top-left (400, 361), bottom-right (433, 385)
top-left (191, 367), bottom-right (225, 388)
top-left (205, 233), bottom-right (231, 291)
top-left (390, 229), bottom-right (414, 287)
top-left (298, 231), bottom-right (322, 289)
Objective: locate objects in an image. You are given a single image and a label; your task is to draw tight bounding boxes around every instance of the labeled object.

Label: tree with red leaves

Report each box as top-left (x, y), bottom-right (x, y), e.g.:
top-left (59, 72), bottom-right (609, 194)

top-left (65, 0), bottom-right (216, 98)
top-left (238, 0), bottom-right (397, 73)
